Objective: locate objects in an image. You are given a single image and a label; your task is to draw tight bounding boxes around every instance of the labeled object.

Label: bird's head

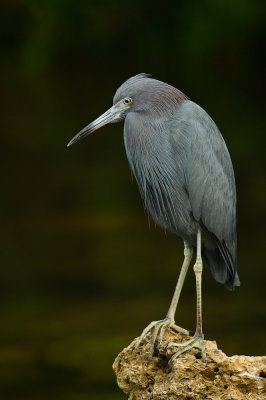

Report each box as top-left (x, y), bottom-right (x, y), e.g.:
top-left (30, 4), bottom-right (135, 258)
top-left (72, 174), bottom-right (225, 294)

top-left (67, 73), bottom-right (186, 147)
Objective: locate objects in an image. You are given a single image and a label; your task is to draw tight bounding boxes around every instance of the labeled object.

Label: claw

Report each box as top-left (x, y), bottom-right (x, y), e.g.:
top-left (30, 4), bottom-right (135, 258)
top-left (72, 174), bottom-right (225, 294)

top-left (163, 341), bottom-right (170, 351)
top-left (146, 354), bottom-right (152, 366)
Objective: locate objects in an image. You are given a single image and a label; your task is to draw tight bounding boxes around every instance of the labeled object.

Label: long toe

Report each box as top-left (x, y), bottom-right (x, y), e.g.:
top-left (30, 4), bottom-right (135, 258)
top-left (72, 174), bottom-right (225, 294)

top-left (168, 335), bottom-right (207, 365)
top-left (133, 319), bottom-right (165, 350)
top-left (170, 323), bottom-right (190, 336)
top-left (133, 318), bottom-right (189, 361)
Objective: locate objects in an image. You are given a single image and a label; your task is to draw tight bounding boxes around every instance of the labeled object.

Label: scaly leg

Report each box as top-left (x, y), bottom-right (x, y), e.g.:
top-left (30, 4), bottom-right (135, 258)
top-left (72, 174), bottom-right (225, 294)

top-left (134, 242), bottom-right (193, 361)
top-left (166, 229), bottom-right (207, 365)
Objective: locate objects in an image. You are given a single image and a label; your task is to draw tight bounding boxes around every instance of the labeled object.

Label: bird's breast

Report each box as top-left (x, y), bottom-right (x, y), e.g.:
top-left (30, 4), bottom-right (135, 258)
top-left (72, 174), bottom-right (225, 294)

top-left (123, 115), bottom-right (193, 237)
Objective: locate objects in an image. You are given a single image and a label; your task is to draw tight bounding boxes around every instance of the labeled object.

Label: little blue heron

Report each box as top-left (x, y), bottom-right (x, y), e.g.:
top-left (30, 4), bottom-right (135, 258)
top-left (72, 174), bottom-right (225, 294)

top-left (68, 74), bottom-right (240, 364)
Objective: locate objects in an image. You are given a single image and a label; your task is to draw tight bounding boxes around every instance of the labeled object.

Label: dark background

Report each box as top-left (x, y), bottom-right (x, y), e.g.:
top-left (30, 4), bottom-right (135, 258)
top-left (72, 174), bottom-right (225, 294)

top-left (1, 1), bottom-right (265, 399)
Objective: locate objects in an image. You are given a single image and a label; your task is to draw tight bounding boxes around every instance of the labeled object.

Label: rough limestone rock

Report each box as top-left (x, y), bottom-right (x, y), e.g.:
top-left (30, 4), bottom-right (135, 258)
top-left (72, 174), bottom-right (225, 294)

top-left (113, 329), bottom-right (266, 400)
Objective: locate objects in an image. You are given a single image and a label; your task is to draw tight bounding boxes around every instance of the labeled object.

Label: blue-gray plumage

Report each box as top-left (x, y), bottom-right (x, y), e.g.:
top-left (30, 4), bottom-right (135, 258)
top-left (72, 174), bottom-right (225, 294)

top-left (68, 73), bottom-right (240, 364)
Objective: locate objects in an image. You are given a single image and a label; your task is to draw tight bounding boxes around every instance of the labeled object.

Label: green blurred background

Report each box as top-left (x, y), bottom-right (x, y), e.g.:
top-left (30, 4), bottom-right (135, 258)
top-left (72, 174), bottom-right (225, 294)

top-left (1, 0), bottom-right (265, 399)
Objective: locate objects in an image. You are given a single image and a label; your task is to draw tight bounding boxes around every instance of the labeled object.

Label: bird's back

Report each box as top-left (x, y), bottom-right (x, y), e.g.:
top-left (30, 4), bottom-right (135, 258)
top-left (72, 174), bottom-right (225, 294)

top-left (124, 100), bottom-right (240, 290)
top-left (170, 101), bottom-right (239, 289)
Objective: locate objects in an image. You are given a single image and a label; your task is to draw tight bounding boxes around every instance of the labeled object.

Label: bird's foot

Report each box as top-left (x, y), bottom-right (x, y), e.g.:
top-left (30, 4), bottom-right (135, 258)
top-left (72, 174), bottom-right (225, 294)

top-left (165, 333), bottom-right (207, 365)
top-left (133, 318), bottom-right (190, 363)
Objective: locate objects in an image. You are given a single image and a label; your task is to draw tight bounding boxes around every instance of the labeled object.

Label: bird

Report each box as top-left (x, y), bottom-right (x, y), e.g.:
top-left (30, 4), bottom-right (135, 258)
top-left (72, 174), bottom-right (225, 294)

top-left (67, 73), bottom-right (240, 364)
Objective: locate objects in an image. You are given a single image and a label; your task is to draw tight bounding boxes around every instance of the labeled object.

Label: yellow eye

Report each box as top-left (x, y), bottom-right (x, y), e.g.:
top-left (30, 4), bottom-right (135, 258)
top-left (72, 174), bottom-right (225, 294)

top-left (123, 97), bottom-right (132, 105)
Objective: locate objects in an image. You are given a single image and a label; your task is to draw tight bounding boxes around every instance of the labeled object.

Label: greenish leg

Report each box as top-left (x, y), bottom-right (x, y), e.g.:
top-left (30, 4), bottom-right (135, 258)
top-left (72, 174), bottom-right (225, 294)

top-left (166, 229), bottom-right (207, 365)
top-left (134, 242), bottom-right (193, 361)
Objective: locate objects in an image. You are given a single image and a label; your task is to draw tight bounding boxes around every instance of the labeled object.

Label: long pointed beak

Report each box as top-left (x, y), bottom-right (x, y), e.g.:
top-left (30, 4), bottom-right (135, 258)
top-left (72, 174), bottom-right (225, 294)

top-left (67, 104), bottom-right (122, 147)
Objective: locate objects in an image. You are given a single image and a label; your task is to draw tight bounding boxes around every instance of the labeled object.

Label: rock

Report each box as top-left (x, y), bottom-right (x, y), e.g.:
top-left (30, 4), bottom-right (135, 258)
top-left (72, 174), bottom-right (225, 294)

top-left (113, 329), bottom-right (266, 400)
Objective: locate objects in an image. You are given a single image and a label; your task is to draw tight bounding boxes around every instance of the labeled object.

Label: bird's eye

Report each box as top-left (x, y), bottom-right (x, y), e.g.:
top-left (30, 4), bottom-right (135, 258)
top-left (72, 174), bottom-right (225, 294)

top-left (123, 98), bottom-right (132, 105)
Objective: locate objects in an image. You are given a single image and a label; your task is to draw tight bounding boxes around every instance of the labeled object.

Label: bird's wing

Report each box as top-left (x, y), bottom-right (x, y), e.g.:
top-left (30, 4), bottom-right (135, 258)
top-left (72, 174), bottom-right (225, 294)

top-left (176, 101), bottom-right (237, 259)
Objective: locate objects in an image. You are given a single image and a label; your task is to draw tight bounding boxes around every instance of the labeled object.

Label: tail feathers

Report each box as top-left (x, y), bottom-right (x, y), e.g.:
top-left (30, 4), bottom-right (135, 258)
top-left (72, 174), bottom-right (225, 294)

top-left (202, 242), bottom-right (240, 290)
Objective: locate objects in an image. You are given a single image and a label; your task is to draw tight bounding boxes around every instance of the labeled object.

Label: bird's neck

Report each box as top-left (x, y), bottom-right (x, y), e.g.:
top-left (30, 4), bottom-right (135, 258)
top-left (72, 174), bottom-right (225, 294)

top-left (124, 112), bottom-right (163, 152)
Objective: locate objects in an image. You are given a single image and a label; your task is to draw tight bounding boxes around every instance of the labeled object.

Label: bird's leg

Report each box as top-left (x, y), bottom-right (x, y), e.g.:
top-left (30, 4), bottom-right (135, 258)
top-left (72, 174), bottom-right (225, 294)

top-left (133, 242), bottom-right (193, 361)
top-left (166, 229), bottom-right (207, 365)
top-left (157, 243), bottom-right (193, 345)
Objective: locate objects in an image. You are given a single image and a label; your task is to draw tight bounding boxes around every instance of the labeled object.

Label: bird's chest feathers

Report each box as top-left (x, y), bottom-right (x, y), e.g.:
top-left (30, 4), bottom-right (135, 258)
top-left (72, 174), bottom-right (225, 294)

top-left (123, 114), bottom-right (167, 177)
top-left (124, 114), bottom-right (155, 152)
top-left (123, 114), bottom-right (181, 227)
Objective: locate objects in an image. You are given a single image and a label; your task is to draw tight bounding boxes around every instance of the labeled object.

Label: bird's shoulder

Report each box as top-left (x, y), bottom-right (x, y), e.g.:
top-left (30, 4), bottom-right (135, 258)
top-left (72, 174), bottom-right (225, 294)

top-left (169, 100), bottom-right (233, 176)
top-left (169, 100), bottom-right (224, 143)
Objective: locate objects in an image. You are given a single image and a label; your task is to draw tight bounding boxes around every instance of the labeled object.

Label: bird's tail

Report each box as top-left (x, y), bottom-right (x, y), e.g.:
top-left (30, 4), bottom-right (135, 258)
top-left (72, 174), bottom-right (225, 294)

top-left (202, 241), bottom-right (240, 290)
